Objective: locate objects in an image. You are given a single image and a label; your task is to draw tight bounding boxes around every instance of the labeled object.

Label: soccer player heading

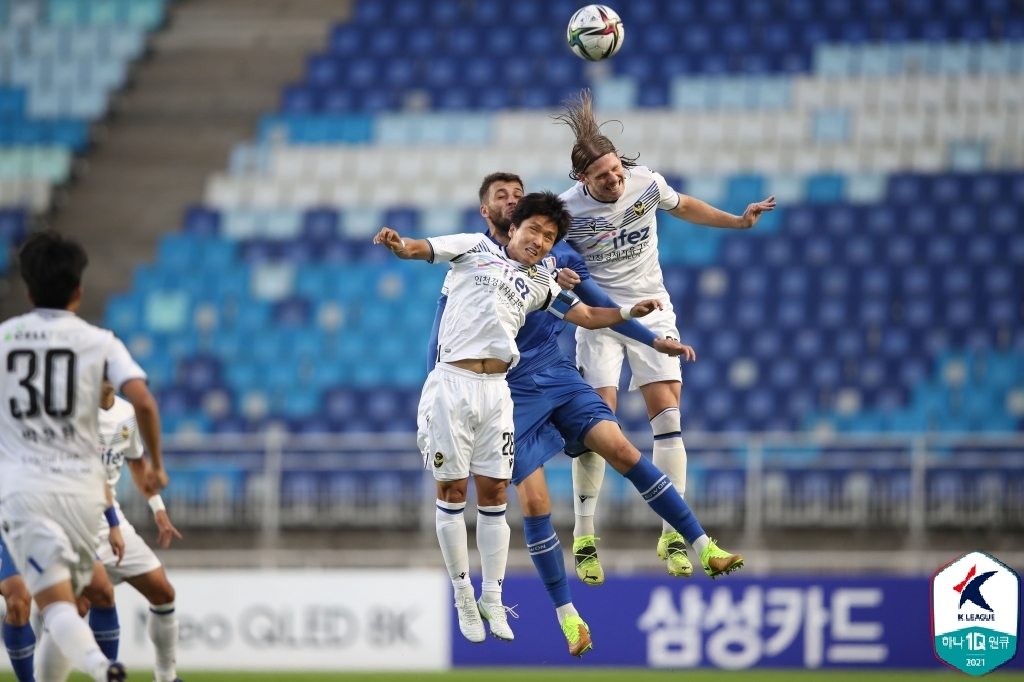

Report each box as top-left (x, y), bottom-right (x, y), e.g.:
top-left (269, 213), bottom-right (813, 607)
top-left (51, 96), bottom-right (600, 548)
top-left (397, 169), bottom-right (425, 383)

top-left (554, 89), bottom-right (775, 580)
top-left (0, 231), bottom-right (169, 682)
top-left (375, 192), bottom-right (672, 649)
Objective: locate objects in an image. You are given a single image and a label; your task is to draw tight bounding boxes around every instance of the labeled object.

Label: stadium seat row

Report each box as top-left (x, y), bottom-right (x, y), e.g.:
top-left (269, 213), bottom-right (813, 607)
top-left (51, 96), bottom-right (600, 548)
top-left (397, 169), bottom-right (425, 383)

top-left (0, 25), bottom-right (146, 59)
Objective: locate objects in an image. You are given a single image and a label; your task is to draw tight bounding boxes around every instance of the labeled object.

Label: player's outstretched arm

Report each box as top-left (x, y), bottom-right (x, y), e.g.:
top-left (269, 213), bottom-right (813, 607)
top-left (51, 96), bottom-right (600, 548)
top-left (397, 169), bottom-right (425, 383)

top-left (668, 193), bottom-right (776, 230)
top-left (372, 227), bottom-right (432, 260)
top-left (121, 378), bottom-right (167, 490)
top-left (564, 299), bottom-right (664, 330)
top-left (104, 484), bottom-right (125, 565)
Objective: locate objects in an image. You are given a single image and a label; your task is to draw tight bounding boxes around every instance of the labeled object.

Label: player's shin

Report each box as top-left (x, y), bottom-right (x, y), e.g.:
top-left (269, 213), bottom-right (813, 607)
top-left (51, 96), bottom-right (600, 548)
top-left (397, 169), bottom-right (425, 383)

top-left (87, 606), bottom-right (119, 660)
top-left (571, 452), bottom-right (604, 539)
top-left (624, 457), bottom-right (706, 547)
top-left (650, 408), bottom-right (687, 535)
top-left (3, 621), bottom-right (36, 682)
top-left (35, 629), bottom-right (74, 682)
top-left (435, 500), bottom-right (473, 598)
top-left (40, 602), bottom-right (109, 682)
top-left (148, 601), bottom-right (178, 682)
top-left (523, 514), bottom-right (575, 619)
top-left (476, 505), bottom-right (509, 605)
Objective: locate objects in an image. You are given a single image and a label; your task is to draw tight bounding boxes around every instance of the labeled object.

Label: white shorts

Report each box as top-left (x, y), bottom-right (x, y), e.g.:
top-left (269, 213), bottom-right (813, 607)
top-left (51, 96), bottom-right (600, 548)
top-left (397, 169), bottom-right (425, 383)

top-left (0, 492), bottom-right (104, 596)
top-left (97, 507), bottom-right (161, 584)
top-left (575, 306), bottom-right (683, 391)
top-left (416, 363), bottom-right (515, 482)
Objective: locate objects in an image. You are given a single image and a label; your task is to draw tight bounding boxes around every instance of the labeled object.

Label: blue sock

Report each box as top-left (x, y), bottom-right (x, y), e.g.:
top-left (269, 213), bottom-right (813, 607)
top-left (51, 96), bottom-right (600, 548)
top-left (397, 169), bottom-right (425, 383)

top-left (88, 606), bottom-right (120, 660)
top-left (3, 622), bottom-right (35, 682)
top-left (523, 514), bottom-right (572, 609)
top-left (624, 457), bottom-right (705, 545)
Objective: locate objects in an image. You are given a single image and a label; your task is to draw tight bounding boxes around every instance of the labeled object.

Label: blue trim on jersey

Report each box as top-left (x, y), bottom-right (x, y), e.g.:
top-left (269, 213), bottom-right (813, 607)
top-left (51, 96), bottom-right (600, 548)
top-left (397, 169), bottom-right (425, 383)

top-left (0, 534), bottom-right (19, 582)
top-left (27, 557), bottom-right (42, 574)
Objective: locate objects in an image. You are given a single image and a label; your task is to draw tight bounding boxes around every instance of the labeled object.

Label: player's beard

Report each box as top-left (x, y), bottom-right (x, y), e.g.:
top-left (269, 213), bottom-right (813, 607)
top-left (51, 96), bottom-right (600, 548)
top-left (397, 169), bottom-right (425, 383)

top-left (487, 204), bottom-right (514, 240)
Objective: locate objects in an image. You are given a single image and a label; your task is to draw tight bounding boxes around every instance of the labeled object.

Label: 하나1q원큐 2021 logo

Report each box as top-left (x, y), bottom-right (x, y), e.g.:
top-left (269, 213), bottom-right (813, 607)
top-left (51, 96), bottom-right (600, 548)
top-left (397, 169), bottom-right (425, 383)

top-left (932, 551), bottom-right (1019, 676)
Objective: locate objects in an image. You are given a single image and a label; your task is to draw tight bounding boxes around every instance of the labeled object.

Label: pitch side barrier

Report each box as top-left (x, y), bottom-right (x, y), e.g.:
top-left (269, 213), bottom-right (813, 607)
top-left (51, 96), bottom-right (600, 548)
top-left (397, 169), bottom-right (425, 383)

top-left (118, 433), bottom-right (1024, 542)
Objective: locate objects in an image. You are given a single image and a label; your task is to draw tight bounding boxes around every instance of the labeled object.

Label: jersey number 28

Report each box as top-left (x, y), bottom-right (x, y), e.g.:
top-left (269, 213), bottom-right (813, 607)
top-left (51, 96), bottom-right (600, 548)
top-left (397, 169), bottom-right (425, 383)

top-left (6, 349), bottom-right (76, 419)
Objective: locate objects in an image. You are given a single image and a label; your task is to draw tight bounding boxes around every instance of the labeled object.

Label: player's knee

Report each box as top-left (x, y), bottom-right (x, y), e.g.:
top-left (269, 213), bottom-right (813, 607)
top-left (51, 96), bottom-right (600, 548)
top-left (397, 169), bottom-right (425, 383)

top-left (3, 587), bottom-right (32, 624)
top-left (436, 482), bottom-right (467, 505)
top-left (83, 581), bottom-right (115, 608)
top-left (477, 481), bottom-right (508, 508)
top-left (149, 580), bottom-right (175, 606)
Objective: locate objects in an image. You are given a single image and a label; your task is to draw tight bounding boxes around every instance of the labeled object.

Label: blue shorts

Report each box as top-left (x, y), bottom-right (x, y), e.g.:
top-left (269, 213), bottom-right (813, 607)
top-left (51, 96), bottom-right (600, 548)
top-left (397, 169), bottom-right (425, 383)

top-left (509, 356), bottom-right (618, 486)
top-left (0, 533), bottom-right (20, 583)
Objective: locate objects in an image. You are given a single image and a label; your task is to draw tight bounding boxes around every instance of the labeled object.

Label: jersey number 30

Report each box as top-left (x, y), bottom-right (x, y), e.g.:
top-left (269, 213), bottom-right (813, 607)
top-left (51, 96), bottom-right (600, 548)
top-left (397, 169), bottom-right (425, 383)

top-left (6, 349), bottom-right (77, 419)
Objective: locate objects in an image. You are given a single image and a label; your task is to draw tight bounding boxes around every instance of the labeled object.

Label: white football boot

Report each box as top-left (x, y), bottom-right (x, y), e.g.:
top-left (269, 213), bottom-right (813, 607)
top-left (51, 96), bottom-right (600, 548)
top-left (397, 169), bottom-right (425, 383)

top-left (477, 598), bottom-right (516, 641)
top-left (455, 594), bottom-right (486, 643)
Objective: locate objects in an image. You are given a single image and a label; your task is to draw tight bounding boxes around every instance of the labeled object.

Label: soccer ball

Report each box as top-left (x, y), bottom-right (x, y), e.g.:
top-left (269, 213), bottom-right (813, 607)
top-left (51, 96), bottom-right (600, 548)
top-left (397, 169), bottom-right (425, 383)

top-left (567, 5), bottom-right (624, 61)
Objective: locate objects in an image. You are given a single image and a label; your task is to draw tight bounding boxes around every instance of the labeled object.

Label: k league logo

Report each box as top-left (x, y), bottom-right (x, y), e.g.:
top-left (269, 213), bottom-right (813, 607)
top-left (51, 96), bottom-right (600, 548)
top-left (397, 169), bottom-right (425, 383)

top-left (932, 551), bottom-right (1020, 676)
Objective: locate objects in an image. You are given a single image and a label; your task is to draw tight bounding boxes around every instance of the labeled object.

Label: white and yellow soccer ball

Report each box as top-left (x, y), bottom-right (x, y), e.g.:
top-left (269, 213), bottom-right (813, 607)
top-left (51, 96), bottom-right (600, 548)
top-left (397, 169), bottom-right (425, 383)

top-left (567, 5), bottom-right (624, 61)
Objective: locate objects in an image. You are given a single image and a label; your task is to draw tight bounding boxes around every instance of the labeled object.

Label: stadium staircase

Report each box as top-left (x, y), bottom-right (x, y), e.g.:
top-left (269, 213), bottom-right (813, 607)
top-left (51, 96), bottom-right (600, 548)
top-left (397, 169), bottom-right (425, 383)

top-left (0, 0), bottom-right (351, 320)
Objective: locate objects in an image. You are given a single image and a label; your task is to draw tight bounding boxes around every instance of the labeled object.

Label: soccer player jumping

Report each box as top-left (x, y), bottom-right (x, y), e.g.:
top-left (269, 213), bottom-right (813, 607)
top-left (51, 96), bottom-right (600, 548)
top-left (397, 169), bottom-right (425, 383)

top-left (374, 193), bottom-right (667, 647)
top-left (555, 90), bottom-right (776, 579)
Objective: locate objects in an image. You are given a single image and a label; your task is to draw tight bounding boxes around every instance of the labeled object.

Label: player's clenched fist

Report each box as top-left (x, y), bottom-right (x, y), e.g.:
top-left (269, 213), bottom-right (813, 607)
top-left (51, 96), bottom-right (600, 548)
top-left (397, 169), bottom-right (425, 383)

top-left (629, 299), bottom-right (664, 318)
top-left (654, 338), bottom-right (697, 361)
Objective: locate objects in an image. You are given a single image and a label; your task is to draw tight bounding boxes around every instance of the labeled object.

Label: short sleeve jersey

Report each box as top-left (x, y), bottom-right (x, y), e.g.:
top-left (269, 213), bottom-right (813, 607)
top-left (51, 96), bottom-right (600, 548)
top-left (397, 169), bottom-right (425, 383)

top-left (426, 233), bottom-right (578, 367)
top-left (560, 165), bottom-right (680, 304)
top-left (0, 309), bottom-right (146, 501)
top-left (98, 395), bottom-right (143, 498)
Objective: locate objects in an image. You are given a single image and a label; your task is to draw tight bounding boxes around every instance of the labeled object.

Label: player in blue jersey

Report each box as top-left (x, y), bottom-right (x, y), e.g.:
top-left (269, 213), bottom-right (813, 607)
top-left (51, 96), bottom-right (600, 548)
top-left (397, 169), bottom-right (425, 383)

top-left (1, 536), bottom-right (35, 682)
top-left (427, 175), bottom-right (744, 656)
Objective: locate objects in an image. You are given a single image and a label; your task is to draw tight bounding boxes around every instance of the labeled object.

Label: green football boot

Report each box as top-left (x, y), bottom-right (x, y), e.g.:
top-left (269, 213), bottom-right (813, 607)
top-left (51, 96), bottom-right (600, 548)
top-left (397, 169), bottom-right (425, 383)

top-left (656, 531), bottom-right (694, 578)
top-left (573, 535), bottom-right (605, 586)
top-left (700, 537), bottom-right (745, 579)
top-left (560, 614), bottom-right (593, 657)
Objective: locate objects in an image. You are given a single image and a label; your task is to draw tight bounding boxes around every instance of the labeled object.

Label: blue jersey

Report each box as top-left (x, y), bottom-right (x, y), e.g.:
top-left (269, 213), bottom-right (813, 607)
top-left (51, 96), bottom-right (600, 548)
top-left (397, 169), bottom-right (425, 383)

top-left (426, 236), bottom-right (589, 380)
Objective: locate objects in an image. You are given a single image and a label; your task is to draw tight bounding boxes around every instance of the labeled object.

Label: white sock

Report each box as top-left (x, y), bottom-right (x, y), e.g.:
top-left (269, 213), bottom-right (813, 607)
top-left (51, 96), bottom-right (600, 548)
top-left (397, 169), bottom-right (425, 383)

top-left (40, 602), bottom-right (109, 682)
top-left (555, 603), bottom-right (579, 623)
top-left (148, 601), bottom-right (178, 682)
top-left (436, 500), bottom-right (472, 595)
top-left (692, 534), bottom-right (710, 556)
top-left (572, 451), bottom-right (604, 538)
top-left (35, 630), bottom-right (74, 682)
top-left (651, 407), bottom-right (687, 534)
top-left (476, 504), bottom-right (509, 601)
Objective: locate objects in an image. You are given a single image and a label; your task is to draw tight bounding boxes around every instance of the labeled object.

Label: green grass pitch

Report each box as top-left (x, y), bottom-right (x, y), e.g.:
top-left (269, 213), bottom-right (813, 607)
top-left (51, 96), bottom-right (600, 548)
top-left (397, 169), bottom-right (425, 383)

top-left (5, 671), bottom-right (1023, 681)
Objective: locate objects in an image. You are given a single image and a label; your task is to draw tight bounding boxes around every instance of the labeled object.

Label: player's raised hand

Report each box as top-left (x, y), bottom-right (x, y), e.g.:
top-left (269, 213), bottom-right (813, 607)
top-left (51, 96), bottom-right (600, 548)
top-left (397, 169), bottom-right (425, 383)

top-left (654, 338), bottom-right (696, 361)
top-left (109, 526), bottom-right (125, 566)
top-left (373, 227), bottom-right (405, 252)
top-left (739, 196), bottom-right (777, 229)
top-left (630, 299), bottom-right (664, 318)
top-left (556, 267), bottom-right (581, 289)
top-left (154, 509), bottom-right (183, 549)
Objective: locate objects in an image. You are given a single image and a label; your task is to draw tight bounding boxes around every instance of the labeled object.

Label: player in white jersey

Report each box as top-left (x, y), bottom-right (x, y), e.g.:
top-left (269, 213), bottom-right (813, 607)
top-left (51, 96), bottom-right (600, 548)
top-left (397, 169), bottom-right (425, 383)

top-left (374, 192), bottom-right (667, 644)
top-left (53, 381), bottom-right (183, 682)
top-left (0, 231), bottom-right (169, 682)
top-left (554, 90), bottom-right (776, 579)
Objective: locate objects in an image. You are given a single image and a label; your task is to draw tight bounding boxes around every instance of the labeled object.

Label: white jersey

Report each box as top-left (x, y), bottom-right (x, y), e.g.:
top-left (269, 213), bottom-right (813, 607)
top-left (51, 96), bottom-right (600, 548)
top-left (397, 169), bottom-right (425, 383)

top-left (560, 165), bottom-right (680, 304)
top-left (426, 233), bottom-right (578, 367)
top-left (0, 309), bottom-right (146, 503)
top-left (98, 395), bottom-right (143, 502)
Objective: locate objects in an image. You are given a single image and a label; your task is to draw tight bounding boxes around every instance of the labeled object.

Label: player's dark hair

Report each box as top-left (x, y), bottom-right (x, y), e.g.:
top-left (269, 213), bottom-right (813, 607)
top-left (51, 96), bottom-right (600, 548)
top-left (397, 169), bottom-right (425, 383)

top-left (19, 230), bottom-right (89, 309)
top-left (510, 191), bottom-right (571, 243)
top-left (552, 88), bottom-right (638, 181)
top-left (478, 172), bottom-right (524, 203)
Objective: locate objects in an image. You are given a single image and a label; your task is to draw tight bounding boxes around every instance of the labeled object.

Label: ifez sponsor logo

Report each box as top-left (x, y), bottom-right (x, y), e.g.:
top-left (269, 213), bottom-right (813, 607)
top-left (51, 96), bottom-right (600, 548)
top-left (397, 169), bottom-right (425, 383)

top-left (932, 551), bottom-right (1019, 676)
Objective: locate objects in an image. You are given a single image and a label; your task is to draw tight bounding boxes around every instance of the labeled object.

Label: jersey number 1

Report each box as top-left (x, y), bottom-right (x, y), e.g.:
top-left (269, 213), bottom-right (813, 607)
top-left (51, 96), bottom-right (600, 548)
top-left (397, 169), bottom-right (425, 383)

top-left (6, 349), bottom-right (76, 419)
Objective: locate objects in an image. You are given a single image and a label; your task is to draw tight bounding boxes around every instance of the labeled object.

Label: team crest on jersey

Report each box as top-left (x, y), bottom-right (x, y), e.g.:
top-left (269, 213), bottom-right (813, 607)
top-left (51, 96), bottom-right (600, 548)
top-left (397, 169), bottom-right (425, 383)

top-left (121, 425), bottom-right (130, 441)
top-left (526, 265), bottom-right (539, 279)
top-left (433, 452), bottom-right (445, 468)
top-left (541, 256), bottom-right (556, 272)
top-left (632, 199), bottom-right (647, 217)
